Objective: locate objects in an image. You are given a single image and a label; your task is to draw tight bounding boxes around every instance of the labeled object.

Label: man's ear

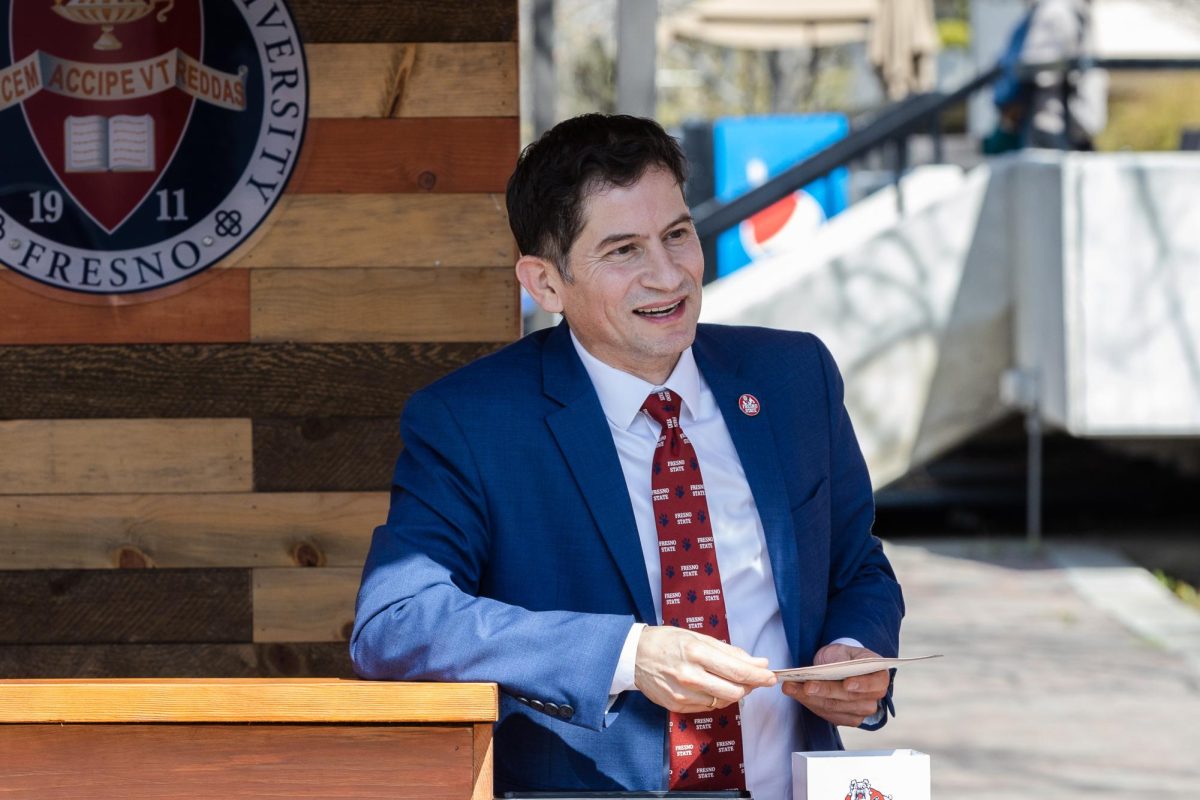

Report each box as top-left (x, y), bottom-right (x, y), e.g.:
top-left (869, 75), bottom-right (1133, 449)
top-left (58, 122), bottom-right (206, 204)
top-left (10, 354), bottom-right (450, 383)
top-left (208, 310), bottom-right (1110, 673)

top-left (516, 254), bottom-right (565, 314)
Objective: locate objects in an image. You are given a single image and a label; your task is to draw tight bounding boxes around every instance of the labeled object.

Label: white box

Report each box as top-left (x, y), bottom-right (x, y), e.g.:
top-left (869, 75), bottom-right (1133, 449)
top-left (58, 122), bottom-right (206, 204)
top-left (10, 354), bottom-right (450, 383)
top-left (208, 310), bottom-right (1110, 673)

top-left (792, 749), bottom-right (930, 800)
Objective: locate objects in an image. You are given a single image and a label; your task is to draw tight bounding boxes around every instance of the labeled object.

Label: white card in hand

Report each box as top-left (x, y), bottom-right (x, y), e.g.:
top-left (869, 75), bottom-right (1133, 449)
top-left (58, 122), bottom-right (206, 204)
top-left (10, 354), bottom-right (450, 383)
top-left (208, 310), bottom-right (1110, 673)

top-left (773, 654), bottom-right (942, 682)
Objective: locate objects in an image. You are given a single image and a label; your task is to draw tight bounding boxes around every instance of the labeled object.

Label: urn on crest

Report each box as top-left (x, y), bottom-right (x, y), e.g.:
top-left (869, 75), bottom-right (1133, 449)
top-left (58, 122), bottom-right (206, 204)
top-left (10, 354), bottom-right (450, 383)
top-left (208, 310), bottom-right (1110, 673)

top-left (52, 0), bottom-right (176, 51)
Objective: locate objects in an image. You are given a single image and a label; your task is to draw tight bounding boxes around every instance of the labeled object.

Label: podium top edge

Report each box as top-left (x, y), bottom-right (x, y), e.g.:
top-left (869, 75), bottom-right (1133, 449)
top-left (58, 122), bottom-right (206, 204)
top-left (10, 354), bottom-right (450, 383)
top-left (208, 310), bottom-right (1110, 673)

top-left (0, 679), bottom-right (499, 724)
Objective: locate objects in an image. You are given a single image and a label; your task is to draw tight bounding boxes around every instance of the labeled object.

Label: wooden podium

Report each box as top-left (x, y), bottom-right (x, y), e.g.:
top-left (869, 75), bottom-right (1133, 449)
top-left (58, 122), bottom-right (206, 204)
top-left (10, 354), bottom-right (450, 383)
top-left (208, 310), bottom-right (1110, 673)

top-left (0, 678), bottom-right (498, 799)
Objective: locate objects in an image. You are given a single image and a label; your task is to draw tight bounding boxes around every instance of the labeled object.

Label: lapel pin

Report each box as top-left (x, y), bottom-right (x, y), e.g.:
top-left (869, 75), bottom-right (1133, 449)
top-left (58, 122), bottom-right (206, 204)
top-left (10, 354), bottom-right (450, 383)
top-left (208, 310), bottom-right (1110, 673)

top-left (738, 394), bottom-right (760, 416)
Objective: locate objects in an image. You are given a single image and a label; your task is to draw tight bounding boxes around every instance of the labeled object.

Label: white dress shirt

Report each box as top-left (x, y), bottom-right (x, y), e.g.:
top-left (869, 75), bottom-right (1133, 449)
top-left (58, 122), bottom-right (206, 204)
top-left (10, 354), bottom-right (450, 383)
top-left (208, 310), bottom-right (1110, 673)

top-left (571, 332), bottom-right (806, 800)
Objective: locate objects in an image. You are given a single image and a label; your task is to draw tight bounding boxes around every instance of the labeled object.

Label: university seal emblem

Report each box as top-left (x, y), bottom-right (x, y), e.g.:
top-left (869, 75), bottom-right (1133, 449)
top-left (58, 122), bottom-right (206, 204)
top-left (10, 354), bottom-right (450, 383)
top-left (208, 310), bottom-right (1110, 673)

top-left (0, 0), bottom-right (307, 295)
top-left (737, 393), bottom-right (760, 417)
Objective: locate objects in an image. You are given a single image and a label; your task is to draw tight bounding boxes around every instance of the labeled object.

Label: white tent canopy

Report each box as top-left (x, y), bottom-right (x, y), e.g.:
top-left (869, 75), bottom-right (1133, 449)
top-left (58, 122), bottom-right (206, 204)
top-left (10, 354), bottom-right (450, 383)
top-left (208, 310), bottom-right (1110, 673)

top-left (1093, 0), bottom-right (1200, 59)
top-left (658, 0), bottom-right (939, 97)
top-left (659, 0), bottom-right (879, 50)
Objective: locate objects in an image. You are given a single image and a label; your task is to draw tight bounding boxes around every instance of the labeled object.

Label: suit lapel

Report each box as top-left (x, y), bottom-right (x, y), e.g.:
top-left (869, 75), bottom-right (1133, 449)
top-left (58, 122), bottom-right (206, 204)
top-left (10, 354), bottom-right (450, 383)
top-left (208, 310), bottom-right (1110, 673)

top-left (693, 328), bottom-right (804, 662)
top-left (542, 324), bottom-right (658, 625)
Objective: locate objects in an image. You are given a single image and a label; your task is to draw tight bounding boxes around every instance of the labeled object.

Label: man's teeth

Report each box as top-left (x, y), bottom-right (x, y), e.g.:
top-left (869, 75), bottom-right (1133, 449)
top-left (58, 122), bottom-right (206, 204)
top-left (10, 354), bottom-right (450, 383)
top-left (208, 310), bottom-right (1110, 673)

top-left (635, 300), bottom-right (681, 317)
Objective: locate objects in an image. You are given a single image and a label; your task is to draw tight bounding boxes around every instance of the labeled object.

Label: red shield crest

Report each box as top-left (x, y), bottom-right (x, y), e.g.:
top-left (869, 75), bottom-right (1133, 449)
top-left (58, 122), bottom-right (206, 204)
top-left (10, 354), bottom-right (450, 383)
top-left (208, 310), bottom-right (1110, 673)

top-left (11, 0), bottom-right (201, 233)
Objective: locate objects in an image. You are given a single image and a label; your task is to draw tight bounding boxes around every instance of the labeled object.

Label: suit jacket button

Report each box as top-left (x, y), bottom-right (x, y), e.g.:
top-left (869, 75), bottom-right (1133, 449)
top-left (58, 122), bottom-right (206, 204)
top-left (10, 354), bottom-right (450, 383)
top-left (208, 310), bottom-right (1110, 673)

top-left (544, 702), bottom-right (559, 715)
top-left (530, 700), bottom-right (545, 712)
top-left (558, 705), bottom-right (574, 720)
top-left (517, 696), bottom-right (529, 705)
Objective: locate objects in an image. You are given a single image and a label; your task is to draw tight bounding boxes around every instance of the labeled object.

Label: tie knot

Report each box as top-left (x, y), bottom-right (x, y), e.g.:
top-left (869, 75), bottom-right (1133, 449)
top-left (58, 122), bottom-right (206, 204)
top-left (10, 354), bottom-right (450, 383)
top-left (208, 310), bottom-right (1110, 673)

top-left (641, 389), bottom-right (681, 429)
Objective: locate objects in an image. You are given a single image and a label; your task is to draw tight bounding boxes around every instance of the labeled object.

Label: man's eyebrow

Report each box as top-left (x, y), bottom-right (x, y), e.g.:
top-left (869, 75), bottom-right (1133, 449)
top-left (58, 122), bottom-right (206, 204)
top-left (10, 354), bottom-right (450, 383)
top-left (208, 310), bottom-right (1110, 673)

top-left (593, 231), bottom-right (639, 251)
top-left (664, 212), bottom-right (695, 230)
top-left (592, 214), bottom-right (695, 252)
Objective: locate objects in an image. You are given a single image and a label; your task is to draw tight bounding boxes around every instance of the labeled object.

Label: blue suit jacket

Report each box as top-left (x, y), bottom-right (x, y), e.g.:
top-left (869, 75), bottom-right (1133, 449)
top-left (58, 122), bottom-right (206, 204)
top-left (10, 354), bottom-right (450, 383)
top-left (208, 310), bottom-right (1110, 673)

top-left (352, 322), bottom-right (903, 793)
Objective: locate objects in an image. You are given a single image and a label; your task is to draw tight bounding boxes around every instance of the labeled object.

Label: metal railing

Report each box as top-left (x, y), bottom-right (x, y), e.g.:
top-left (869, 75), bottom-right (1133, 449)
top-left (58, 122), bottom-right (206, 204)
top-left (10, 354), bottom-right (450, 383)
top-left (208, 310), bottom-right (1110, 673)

top-left (692, 57), bottom-right (1200, 246)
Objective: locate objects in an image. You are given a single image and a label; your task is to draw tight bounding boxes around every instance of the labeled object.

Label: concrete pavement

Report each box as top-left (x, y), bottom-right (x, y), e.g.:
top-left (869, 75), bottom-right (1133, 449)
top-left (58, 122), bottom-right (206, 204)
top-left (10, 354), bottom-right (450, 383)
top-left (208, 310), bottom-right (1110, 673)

top-left (840, 539), bottom-right (1200, 798)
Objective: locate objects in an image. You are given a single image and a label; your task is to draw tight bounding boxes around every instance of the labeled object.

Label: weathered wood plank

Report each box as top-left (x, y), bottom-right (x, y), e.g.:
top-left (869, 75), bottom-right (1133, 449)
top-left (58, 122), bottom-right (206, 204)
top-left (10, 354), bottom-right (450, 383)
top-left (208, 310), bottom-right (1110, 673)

top-left (252, 418), bottom-right (400, 493)
top-left (0, 419), bottom-right (252, 495)
top-left (0, 342), bottom-right (502, 419)
top-left (250, 267), bottom-right (518, 343)
top-left (290, 118), bottom-right (518, 194)
top-left (0, 570), bottom-right (251, 644)
top-left (292, 0), bottom-right (517, 43)
top-left (0, 270), bottom-right (250, 345)
top-left (0, 725), bottom-right (477, 799)
top-left (0, 492), bottom-right (387, 570)
top-left (252, 568), bottom-right (361, 643)
top-left (235, 194), bottom-right (513, 269)
top-left (0, 679), bottom-right (498, 723)
top-left (308, 43), bottom-right (517, 118)
top-left (0, 643), bottom-right (355, 679)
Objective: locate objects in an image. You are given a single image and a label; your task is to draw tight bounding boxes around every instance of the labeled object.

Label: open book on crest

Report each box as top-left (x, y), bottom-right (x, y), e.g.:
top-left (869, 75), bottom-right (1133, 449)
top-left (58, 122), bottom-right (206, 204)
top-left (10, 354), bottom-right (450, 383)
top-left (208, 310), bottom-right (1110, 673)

top-left (64, 114), bottom-right (155, 173)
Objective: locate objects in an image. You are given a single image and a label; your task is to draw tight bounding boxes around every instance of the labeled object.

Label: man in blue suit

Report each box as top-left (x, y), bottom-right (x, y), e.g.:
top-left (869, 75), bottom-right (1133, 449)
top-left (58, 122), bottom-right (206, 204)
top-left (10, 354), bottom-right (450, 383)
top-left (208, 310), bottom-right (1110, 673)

top-left (352, 114), bottom-right (903, 800)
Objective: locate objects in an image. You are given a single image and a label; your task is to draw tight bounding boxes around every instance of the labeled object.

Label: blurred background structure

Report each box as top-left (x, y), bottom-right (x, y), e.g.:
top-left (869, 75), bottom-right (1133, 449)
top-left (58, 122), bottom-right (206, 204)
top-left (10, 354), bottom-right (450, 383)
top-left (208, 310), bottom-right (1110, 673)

top-left (519, 2), bottom-right (1200, 793)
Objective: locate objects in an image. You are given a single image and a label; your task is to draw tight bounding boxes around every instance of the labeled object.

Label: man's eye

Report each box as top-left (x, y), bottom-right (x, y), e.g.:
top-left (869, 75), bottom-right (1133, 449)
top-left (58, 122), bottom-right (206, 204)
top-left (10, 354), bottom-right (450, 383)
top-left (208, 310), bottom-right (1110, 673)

top-left (609, 244), bottom-right (635, 257)
top-left (666, 227), bottom-right (690, 241)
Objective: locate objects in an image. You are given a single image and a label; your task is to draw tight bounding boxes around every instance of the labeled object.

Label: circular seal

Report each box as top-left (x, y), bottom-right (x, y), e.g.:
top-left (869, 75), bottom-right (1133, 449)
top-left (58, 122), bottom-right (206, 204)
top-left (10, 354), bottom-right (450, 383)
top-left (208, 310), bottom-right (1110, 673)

top-left (738, 393), bottom-right (760, 416)
top-left (0, 0), bottom-right (308, 296)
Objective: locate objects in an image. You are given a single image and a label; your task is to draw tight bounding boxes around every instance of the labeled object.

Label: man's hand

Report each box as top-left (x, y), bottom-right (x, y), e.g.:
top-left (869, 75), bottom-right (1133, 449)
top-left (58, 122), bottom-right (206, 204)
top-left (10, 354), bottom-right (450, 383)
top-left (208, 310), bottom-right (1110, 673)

top-left (634, 625), bottom-right (777, 713)
top-left (782, 643), bottom-right (889, 727)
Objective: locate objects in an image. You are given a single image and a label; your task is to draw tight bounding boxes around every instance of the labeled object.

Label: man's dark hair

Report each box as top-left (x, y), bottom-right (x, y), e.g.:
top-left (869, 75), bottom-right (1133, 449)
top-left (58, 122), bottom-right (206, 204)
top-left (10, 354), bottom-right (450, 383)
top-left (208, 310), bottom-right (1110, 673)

top-left (506, 114), bottom-right (688, 282)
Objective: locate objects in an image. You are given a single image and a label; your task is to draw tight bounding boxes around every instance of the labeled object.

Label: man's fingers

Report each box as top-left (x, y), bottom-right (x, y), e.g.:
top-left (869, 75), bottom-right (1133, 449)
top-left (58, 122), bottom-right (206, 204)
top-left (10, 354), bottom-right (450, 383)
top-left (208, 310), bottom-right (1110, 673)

top-left (676, 678), bottom-right (746, 712)
top-left (844, 669), bottom-right (889, 695)
top-left (689, 640), bottom-right (776, 688)
top-left (813, 643), bottom-right (883, 665)
top-left (783, 682), bottom-right (880, 725)
top-left (647, 666), bottom-right (753, 713)
top-left (786, 696), bottom-right (871, 728)
top-left (634, 625), bottom-right (775, 713)
top-left (800, 692), bottom-right (880, 717)
top-left (676, 663), bottom-right (752, 701)
top-left (782, 646), bottom-right (890, 727)
top-left (731, 644), bottom-right (755, 659)
top-left (789, 670), bottom-right (888, 702)
top-left (675, 639), bottom-right (774, 703)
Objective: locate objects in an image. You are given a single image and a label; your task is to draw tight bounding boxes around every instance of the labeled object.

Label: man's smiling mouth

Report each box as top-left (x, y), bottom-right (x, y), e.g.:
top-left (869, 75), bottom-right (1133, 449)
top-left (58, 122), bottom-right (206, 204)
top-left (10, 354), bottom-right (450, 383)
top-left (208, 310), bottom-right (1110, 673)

top-left (633, 299), bottom-right (683, 318)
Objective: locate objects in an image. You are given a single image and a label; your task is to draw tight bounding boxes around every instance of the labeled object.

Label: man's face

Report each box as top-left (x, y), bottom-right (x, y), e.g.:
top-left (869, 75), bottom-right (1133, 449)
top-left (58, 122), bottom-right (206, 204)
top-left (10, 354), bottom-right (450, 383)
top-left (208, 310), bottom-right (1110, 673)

top-left (553, 166), bottom-right (704, 384)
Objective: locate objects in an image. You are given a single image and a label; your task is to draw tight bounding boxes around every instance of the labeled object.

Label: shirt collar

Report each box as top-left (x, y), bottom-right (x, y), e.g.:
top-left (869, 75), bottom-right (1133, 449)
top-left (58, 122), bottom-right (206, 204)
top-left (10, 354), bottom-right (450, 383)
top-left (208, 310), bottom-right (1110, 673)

top-left (570, 330), bottom-right (702, 430)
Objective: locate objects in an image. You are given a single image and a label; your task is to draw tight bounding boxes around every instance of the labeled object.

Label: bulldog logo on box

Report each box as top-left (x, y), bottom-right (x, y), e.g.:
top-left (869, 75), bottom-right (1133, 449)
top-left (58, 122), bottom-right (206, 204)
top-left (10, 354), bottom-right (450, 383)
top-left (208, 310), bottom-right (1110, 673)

top-left (0, 0), bottom-right (307, 295)
top-left (845, 778), bottom-right (892, 800)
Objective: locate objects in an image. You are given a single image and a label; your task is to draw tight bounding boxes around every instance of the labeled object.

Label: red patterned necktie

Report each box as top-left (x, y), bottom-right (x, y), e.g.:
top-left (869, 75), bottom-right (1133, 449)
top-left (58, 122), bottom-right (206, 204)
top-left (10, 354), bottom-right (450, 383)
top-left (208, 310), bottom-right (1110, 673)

top-left (642, 388), bottom-right (747, 791)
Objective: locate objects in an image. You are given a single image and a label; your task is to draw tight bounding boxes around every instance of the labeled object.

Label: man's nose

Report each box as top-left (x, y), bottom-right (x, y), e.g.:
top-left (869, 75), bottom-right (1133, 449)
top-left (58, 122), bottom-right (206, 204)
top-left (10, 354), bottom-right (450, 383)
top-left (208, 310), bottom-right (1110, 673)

top-left (641, 242), bottom-right (686, 290)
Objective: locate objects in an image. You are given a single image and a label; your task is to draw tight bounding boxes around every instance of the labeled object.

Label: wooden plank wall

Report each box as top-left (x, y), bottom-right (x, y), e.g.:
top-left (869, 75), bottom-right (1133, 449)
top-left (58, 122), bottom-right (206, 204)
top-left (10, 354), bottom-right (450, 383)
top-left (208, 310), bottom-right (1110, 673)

top-left (0, 0), bottom-right (519, 678)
